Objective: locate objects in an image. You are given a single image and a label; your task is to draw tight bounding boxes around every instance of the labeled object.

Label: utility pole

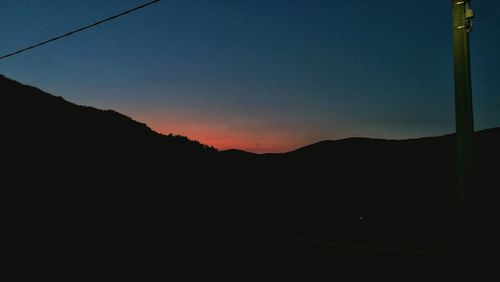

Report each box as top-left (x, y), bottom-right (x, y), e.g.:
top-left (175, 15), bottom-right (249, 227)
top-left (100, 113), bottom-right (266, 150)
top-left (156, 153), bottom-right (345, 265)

top-left (451, 0), bottom-right (474, 267)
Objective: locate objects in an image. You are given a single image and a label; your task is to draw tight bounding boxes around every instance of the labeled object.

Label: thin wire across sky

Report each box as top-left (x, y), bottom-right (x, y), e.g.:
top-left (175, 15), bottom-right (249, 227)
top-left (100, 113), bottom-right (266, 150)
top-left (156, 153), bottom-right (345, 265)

top-left (0, 0), bottom-right (161, 61)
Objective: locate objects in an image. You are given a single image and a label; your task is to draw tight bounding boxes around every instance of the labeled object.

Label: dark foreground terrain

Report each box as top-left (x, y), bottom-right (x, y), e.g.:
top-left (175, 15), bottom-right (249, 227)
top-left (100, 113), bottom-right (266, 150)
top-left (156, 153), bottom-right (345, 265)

top-left (3, 74), bottom-right (498, 280)
top-left (8, 204), bottom-right (461, 280)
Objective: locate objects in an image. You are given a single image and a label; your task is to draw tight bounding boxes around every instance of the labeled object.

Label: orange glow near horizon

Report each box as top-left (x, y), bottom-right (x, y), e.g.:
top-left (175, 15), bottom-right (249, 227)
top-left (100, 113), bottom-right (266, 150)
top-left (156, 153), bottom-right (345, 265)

top-left (137, 115), bottom-right (305, 154)
top-left (155, 125), bottom-right (301, 153)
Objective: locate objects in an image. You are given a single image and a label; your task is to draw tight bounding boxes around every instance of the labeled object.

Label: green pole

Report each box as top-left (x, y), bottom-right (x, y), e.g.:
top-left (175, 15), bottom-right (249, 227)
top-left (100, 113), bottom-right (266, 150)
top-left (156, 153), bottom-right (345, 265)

top-left (451, 0), bottom-right (474, 266)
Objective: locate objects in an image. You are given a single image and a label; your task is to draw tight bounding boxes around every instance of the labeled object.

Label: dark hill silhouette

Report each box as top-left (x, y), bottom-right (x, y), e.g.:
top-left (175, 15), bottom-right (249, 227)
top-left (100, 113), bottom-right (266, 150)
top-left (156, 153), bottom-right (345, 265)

top-left (3, 74), bottom-right (499, 279)
top-left (2, 74), bottom-right (216, 202)
top-left (2, 74), bottom-right (214, 154)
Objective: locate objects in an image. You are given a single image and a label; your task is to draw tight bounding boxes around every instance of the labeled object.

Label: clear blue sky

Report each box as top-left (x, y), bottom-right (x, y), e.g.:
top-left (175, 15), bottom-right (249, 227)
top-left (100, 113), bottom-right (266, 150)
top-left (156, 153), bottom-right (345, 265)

top-left (1, 0), bottom-right (499, 152)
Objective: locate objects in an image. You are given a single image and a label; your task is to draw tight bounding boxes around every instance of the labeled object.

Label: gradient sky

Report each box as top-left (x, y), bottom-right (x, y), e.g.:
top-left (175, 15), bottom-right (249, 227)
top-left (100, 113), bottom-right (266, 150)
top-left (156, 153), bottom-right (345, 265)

top-left (1, 0), bottom-right (499, 153)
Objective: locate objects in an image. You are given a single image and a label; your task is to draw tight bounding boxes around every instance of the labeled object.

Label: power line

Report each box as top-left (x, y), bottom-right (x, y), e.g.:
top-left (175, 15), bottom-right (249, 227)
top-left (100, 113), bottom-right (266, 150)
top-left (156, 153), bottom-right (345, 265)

top-left (0, 0), bottom-right (161, 61)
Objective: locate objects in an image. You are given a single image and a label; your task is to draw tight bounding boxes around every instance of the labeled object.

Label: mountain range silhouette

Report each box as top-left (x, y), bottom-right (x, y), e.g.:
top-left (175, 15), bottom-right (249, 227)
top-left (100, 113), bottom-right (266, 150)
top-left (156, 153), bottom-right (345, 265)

top-left (3, 74), bottom-right (498, 279)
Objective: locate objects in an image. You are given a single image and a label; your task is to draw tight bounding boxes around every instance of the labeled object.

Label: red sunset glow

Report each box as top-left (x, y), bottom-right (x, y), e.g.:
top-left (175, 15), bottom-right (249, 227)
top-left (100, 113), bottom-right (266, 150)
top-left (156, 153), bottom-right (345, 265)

top-left (140, 117), bottom-right (304, 153)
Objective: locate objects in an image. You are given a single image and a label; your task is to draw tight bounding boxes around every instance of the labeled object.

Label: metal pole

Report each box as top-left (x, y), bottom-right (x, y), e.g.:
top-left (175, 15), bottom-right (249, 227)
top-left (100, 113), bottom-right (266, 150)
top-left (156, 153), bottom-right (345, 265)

top-left (451, 0), bottom-right (474, 266)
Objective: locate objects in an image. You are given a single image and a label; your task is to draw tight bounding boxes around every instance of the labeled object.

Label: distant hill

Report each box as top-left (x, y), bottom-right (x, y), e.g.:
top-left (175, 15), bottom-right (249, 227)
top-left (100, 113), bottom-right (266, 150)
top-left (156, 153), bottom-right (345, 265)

top-left (3, 74), bottom-right (499, 266)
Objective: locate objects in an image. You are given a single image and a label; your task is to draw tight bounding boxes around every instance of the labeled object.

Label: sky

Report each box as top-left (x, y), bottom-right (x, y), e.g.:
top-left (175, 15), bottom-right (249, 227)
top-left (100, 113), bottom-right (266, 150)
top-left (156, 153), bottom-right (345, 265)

top-left (0, 0), bottom-right (499, 153)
